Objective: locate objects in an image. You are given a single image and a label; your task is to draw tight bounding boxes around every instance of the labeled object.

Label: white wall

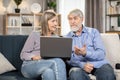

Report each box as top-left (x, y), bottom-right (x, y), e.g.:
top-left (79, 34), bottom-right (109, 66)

top-left (57, 0), bottom-right (85, 35)
top-left (0, 0), bottom-right (46, 14)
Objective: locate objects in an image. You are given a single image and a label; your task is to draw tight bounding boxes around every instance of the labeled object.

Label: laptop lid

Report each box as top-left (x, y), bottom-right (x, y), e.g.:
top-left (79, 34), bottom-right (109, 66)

top-left (40, 37), bottom-right (72, 58)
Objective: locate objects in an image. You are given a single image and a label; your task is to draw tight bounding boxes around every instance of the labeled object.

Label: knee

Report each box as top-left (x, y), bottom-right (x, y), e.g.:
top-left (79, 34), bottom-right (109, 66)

top-left (95, 64), bottom-right (116, 80)
top-left (102, 71), bottom-right (116, 79)
top-left (69, 67), bottom-right (85, 80)
top-left (96, 72), bottom-right (116, 80)
top-left (69, 67), bottom-right (82, 76)
top-left (54, 58), bottom-right (65, 65)
top-left (55, 58), bottom-right (63, 62)
top-left (42, 68), bottom-right (55, 78)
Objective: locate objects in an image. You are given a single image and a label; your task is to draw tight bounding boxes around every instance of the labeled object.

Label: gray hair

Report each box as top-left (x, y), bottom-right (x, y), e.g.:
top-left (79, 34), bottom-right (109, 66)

top-left (68, 9), bottom-right (83, 18)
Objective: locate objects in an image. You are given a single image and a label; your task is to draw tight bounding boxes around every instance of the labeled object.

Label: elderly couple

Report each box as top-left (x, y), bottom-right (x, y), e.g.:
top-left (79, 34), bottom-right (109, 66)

top-left (20, 9), bottom-right (116, 80)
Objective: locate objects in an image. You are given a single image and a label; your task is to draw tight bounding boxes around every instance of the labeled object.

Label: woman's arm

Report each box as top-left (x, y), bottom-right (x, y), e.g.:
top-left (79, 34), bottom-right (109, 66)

top-left (20, 32), bottom-right (40, 60)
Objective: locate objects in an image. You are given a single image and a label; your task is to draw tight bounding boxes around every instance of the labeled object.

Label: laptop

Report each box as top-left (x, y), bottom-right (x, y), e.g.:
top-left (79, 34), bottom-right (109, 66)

top-left (40, 37), bottom-right (72, 58)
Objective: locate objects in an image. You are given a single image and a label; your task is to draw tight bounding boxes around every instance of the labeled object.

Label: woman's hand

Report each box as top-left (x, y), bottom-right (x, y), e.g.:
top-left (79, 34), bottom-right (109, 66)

top-left (31, 56), bottom-right (41, 60)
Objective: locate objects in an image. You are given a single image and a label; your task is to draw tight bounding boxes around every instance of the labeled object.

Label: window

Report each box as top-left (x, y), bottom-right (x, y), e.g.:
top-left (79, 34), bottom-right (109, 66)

top-left (57, 0), bottom-right (85, 35)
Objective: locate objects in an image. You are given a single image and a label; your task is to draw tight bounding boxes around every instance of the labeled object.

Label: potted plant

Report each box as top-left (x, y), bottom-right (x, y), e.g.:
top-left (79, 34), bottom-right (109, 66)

top-left (14, 0), bottom-right (22, 13)
top-left (47, 1), bottom-right (56, 11)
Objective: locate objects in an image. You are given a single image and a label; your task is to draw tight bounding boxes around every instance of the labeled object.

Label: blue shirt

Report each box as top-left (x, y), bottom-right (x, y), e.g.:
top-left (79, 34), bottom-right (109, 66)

top-left (66, 26), bottom-right (109, 68)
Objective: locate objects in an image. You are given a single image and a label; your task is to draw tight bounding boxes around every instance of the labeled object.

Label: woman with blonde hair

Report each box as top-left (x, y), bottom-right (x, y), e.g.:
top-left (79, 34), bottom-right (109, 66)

top-left (20, 10), bottom-right (67, 80)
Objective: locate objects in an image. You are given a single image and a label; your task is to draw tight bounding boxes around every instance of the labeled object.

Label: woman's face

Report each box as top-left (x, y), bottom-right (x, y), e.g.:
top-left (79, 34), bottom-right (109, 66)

top-left (48, 16), bottom-right (58, 33)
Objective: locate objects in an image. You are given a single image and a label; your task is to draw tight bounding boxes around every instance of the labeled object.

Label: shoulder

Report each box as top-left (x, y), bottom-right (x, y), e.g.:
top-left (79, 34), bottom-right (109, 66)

top-left (66, 31), bottom-right (73, 37)
top-left (30, 31), bottom-right (40, 36)
top-left (84, 26), bottom-right (100, 39)
top-left (28, 31), bottom-right (40, 39)
top-left (84, 26), bottom-right (100, 34)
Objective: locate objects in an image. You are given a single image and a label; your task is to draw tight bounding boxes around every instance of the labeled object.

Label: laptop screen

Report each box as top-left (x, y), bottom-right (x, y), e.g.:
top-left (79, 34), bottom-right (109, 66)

top-left (40, 37), bottom-right (72, 58)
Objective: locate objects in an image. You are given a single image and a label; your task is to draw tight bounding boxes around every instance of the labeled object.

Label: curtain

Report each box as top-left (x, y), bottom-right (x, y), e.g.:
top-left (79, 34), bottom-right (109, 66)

top-left (85, 0), bottom-right (103, 32)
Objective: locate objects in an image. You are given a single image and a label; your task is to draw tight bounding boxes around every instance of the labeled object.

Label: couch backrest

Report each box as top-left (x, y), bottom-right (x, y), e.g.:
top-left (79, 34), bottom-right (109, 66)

top-left (0, 34), bottom-right (119, 71)
top-left (0, 35), bottom-right (28, 71)
top-left (101, 33), bottom-right (120, 69)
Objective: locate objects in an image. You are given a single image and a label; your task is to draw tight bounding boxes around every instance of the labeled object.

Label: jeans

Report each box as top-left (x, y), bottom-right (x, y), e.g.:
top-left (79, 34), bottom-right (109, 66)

top-left (21, 58), bottom-right (67, 80)
top-left (69, 64), bottom-right (116, 80)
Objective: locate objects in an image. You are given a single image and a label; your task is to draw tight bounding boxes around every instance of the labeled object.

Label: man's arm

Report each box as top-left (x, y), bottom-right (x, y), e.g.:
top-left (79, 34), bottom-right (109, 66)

top-left (85, 29), bottom-right (106, 61)
top-left (70, 53), bottom-right (86, 68)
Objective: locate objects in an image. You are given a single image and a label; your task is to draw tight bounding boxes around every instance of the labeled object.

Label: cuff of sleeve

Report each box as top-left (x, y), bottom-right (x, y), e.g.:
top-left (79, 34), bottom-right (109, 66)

top-left (85, 51), bottom-right (92, 58)
top-left (71, 54), bottom-right (85, 69)
top-left (79, 62), bottom-right (85, 68)
top-left (72, 53), bottom-right (80, 59)
top-left (29, 56), bottom-right (34, 60)
top-left (22, 54), bottom-right (34, 61)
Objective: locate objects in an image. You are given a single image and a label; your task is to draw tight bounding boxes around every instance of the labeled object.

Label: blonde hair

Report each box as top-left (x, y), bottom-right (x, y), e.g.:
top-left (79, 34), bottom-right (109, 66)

top-left (68, 9), bottom-right (83, 18)
top-left (41, 10), bottom-right (57, 36)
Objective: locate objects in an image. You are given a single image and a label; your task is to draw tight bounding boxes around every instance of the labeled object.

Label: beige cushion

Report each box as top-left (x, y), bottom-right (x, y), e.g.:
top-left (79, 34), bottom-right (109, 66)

top-left (0, 52), bottom-right (16, 74)
top-left (101, 33), bottom-right (120, 69)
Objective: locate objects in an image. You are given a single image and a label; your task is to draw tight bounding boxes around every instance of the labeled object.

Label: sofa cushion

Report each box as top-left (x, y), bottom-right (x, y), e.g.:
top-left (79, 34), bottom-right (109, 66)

top-left (0, 71), bottom-right (35, 80)
top-left (0, 52), bottom-right (16, 74)
top-left (101, 33), bottom-right (120, 69)
top-left (0, 35), bottom-right (28, 71)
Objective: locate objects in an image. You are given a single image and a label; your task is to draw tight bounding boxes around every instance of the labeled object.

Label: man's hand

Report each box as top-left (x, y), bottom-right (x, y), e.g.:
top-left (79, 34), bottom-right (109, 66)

top-left (83, 63), bottom-right (94, 73)
top-left (31, 55), bottom-right (41, 60)
top-left (74, 45), bottom-right (86, 56)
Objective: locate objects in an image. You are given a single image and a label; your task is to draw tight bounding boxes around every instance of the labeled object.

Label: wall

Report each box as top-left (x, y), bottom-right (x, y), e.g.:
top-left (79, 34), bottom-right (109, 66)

top-left (0, 0), bottom-right (47, 35)
top-left (0, 0), bottom-right (47, 14)
top-left (1, 0), bottom-right (113, 35)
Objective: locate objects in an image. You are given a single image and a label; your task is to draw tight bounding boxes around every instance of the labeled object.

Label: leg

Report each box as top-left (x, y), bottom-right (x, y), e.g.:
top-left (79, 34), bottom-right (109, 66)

top-left (21, 60), bottom-right (55, 79)
top-left (48, 58), bottom-right (67, 80)
top-left (69, 67), bottom-right (90, 80)
top-left (41, 68), bottom-right (55, 80)
top-left (94, 64), bottom-right (116, 80)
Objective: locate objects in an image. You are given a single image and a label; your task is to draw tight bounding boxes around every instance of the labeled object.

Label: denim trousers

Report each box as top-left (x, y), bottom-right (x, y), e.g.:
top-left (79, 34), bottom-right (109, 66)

top-left (21, 58), bottom-right (67, 80)
top-left (69, 64), bottom-right (116, 80)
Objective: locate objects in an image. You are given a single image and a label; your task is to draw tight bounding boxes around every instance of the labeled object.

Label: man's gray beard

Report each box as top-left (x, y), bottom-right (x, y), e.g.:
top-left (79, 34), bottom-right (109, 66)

top-left (71, 25), bottom-right (81, 32)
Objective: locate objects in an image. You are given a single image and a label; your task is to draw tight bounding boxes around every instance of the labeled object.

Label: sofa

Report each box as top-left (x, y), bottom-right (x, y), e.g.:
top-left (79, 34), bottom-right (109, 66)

top-left (90, 33), bottom-right (120, 80)
top-left (0, 35), bottom-right (34, 80)
top-left (0, 34), bottom-right (120, 80)
top-left (0, 35), bottom-right (70, 80)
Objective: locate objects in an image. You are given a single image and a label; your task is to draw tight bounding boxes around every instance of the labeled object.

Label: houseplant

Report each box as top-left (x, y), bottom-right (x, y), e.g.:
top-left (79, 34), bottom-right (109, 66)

top-left (47, 1), bottom-right (56, 11)
top-left (14, 0), bottom-right (22, 13)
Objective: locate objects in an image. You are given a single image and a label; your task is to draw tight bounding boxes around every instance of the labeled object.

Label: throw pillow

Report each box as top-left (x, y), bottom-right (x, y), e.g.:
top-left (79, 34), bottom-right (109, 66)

top-left (0, 52), bottom-right (16, 74)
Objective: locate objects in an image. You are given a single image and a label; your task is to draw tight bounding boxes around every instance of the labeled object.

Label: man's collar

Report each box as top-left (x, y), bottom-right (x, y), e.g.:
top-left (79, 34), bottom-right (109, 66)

top-left (71, 25), bottom-right (87, 37)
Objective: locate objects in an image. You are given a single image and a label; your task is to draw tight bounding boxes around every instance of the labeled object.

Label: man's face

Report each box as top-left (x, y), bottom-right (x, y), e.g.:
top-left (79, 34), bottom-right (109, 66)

top-left (68, 14), bottom-right (83, 32)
